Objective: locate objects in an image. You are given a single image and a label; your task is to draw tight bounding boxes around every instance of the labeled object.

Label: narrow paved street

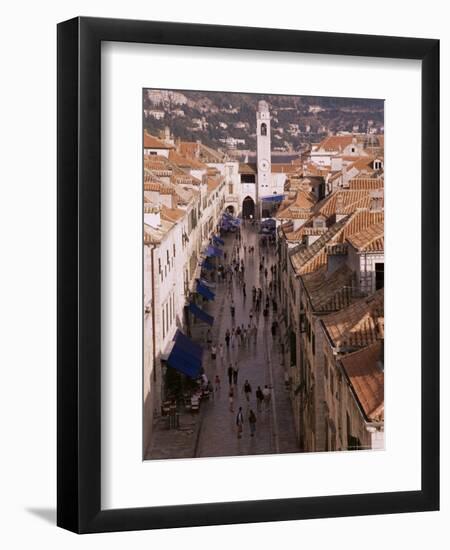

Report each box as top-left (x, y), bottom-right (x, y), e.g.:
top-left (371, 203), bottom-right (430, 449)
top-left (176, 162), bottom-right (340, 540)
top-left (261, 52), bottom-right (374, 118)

top-left (194, 221), bottom-right (300, 458)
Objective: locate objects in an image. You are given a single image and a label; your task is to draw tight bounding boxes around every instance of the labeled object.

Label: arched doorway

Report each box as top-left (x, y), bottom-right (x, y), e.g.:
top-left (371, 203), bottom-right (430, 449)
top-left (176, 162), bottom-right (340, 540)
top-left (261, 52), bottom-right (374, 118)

top-left (242, 196), bottom-right (255, 219)
top-left (226, 205), bottom-right (235, 215)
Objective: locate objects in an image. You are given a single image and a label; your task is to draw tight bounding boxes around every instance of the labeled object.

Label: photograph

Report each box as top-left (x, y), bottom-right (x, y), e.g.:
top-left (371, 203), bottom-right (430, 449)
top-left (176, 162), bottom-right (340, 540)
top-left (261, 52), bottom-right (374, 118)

top-left (143, 89), bottom-right (385, 460)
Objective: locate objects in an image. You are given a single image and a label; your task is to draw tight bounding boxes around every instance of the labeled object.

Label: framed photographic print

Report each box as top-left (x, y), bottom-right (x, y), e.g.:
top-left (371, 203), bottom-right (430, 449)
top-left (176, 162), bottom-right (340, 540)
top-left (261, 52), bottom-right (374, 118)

top-left (57, 17), bottom-right (439, 533)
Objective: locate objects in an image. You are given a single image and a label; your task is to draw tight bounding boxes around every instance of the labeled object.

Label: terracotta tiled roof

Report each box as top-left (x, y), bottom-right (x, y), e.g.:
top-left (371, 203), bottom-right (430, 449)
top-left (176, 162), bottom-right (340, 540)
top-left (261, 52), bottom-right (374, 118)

top-left (239, 163), bottom-right (257, 175)
top-left (160, 205), bottom-right (186, 222)
top-left (347, 222), bottom-right (384, 252)
top-left (168, 149), bottom-right (207, 170)
top-left (321, 289), bottom-right (384, 350)
top-left (346, 156), bottom-right (376, 171)
top-left (143, 130), bottom-right (175, 149)
top-left (340, 341), bottom-right (384, 421)
top-left (206, 177), bottom-right (221, 194)
top-left (144, 156), bottom-right (174, 178)
top-left (317, 135), bottom-right (355, 152)
top-left (301, 264), bottom-right (356, 312)
top-left (178, 141), bottom-right (199, 157)
top-left (284, 223), bottom-right (328, 242)
top-left (179, 141), bottom-right (226, 163)
top-left (143, 181), bottom-right (177, 195)
top-left (335, 210), bottom-right (384, 244)
top-left (290, 216), bottom-right (349, 274)
top-left (316, 189), bottom-right (383, 218)
top-left (348, 177), bottom-right (384, 190)
top-left (276, 190), bottom-right (316, 220)
top-left (271, 163), bottom-right (301, 174)
top-left (289, 210), bottom-right (384, 275)
top-left (144, 223), bottom-right (163, 245)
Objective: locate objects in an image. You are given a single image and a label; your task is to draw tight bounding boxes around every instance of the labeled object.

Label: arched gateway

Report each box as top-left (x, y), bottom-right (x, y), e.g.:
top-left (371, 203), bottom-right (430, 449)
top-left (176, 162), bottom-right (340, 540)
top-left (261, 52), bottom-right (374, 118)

top-left (242, 196), bottom-right (255, 219)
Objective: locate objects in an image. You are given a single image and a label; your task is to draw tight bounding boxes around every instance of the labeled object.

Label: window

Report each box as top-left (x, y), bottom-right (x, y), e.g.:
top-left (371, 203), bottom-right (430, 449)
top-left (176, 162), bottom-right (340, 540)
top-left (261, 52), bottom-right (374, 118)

top-left (228, 183), bottom-right (234, 194)
top-left (162, 309), bottom-right (166, 339)
top-left (375, 262), bottom-right (384, 290)
top-left (312, 332), bottom-right (315, 355)
top-left (241, 174), bottom-right (255, 183)
top-left (260, 122), bottom-right (267, 136)
top-left (173, 244), bottom-right (176, 257)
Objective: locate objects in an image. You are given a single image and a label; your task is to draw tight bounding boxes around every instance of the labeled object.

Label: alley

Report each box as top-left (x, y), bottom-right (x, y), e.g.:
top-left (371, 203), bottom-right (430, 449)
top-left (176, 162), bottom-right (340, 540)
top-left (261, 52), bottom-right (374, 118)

top-left (194, 221), bottom-right (300, 458)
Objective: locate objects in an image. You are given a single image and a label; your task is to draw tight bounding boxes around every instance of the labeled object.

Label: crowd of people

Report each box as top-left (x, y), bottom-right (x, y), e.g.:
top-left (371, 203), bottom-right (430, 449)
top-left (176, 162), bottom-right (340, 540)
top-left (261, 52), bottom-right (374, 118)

top-left (201, 221), bottom-right (280, 440)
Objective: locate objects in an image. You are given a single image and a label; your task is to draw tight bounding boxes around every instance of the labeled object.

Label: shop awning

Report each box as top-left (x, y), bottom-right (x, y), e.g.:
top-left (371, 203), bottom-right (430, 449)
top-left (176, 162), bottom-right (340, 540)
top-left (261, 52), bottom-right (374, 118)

top-left (173, 330), bottom-right (203, 361)
top-left (261, 194), bottom-right (284, 202)
top-left (167, 345), bottom-right (202, 379)
top-left (261, 218), bottom-right (276, 228)
top-left (198, 278), bottom-right (215, 289)
top-left (200, 259), bottom-right (214, 271)
top-left (188, 303), bottom-right (214, 326)
top-left (196, 281), bottom-right (215, 301)
top-left (205, 245), bottom-right (223, 257)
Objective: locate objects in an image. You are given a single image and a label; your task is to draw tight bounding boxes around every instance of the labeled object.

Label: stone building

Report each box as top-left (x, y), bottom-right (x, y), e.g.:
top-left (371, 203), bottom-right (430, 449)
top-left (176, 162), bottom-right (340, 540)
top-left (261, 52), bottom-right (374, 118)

top-left (142, 133), bottom-right (227, 455)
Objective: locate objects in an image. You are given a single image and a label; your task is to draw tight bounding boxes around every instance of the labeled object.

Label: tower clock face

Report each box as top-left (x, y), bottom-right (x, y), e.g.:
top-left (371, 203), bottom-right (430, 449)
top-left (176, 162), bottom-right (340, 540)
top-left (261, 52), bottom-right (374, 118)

top-left (259, 159), bottom-right (270, 172)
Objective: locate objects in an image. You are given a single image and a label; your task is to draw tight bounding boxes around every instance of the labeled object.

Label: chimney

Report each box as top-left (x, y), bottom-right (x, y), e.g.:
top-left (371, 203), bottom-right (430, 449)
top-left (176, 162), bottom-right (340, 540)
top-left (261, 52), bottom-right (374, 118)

top-left (370, 190), bottom-right (383, 212)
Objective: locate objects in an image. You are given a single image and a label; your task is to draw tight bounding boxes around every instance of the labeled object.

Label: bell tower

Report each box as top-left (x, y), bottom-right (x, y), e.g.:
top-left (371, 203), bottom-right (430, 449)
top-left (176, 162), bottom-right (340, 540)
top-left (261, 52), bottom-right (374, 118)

top-left (256, 100), bottom-right (272, 212)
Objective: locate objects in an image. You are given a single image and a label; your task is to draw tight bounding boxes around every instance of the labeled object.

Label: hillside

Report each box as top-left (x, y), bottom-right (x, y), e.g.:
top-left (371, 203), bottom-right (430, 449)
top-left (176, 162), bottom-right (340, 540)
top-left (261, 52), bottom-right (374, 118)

top-left (143, 89), bottom-right (384, 153)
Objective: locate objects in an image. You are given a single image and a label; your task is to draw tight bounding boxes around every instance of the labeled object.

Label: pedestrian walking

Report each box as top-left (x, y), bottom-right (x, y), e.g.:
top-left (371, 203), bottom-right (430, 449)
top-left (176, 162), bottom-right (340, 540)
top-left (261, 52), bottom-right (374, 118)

top-left (206, 328), bottom-right (212, 344)
top-left (236, 406), bottom-right (244, 438)
top-left (211, 343), bottom-right (217, 360)
top-left (271, 321), bottom-right (277, 337)
top-left (207, 380), bottom-right (214, 400)
top-left (243, 379), bottom-right (252, 402)
top-left (229, 386), bottom-right (235, 412)
top-left (218, 343), bottom-right (224, 363)
top-left (256, 386), bottom-right (264, 412)
top-left (230, 300), bottom-right (235, 320)
top-left (242, 282), bottom-right (246, 299)
top-left (215, 374), bottom-right (221, 392)
top-left (263, 385), bottom-right (271, 410)
top-left (227, 364), bottom-right (233, 385)
top-left (225, 329), bottom-right (230, 348)
top-left (248, 409), bottom-right (257, 437)
top-left (233, 363), bottom-right (239, 385)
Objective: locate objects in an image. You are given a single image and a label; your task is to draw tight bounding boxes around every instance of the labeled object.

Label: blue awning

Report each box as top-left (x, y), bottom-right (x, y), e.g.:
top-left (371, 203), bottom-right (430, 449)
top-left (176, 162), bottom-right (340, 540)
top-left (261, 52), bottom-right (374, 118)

top-left (213, 235), bottom-right (224, 246)
top-left (261, 194), bottom-right (284, 202)
top-left (200, 259), bottom-right (214, 271)
top-left (222, 213), bottom-right (241, 226)
top-left (261, 218), bottom-right (276, 228)
top-left (205, 245), bottom-right (223, 257)
top-left (198, 278), bottom-right (215, 289)
top-left (167, 346), bottom-right (201, 379)
top-left (196, 281), bottom-right (215, 301)
top-left (188, 303), bottom-right (214, 326)
top-left (173, 330), bottom-right (203, 361)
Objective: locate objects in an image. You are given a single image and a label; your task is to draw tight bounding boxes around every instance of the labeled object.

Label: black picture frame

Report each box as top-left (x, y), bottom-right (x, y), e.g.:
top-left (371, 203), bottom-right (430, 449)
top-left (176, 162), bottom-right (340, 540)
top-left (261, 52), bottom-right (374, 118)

top-left (57, 16), bottom-right (439, 533)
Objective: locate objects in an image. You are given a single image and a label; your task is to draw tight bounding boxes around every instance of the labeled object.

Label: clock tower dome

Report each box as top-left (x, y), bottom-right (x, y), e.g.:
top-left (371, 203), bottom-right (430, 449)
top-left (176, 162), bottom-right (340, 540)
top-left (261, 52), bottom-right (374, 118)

top-left (256, 100), bottom-right (272, 213)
